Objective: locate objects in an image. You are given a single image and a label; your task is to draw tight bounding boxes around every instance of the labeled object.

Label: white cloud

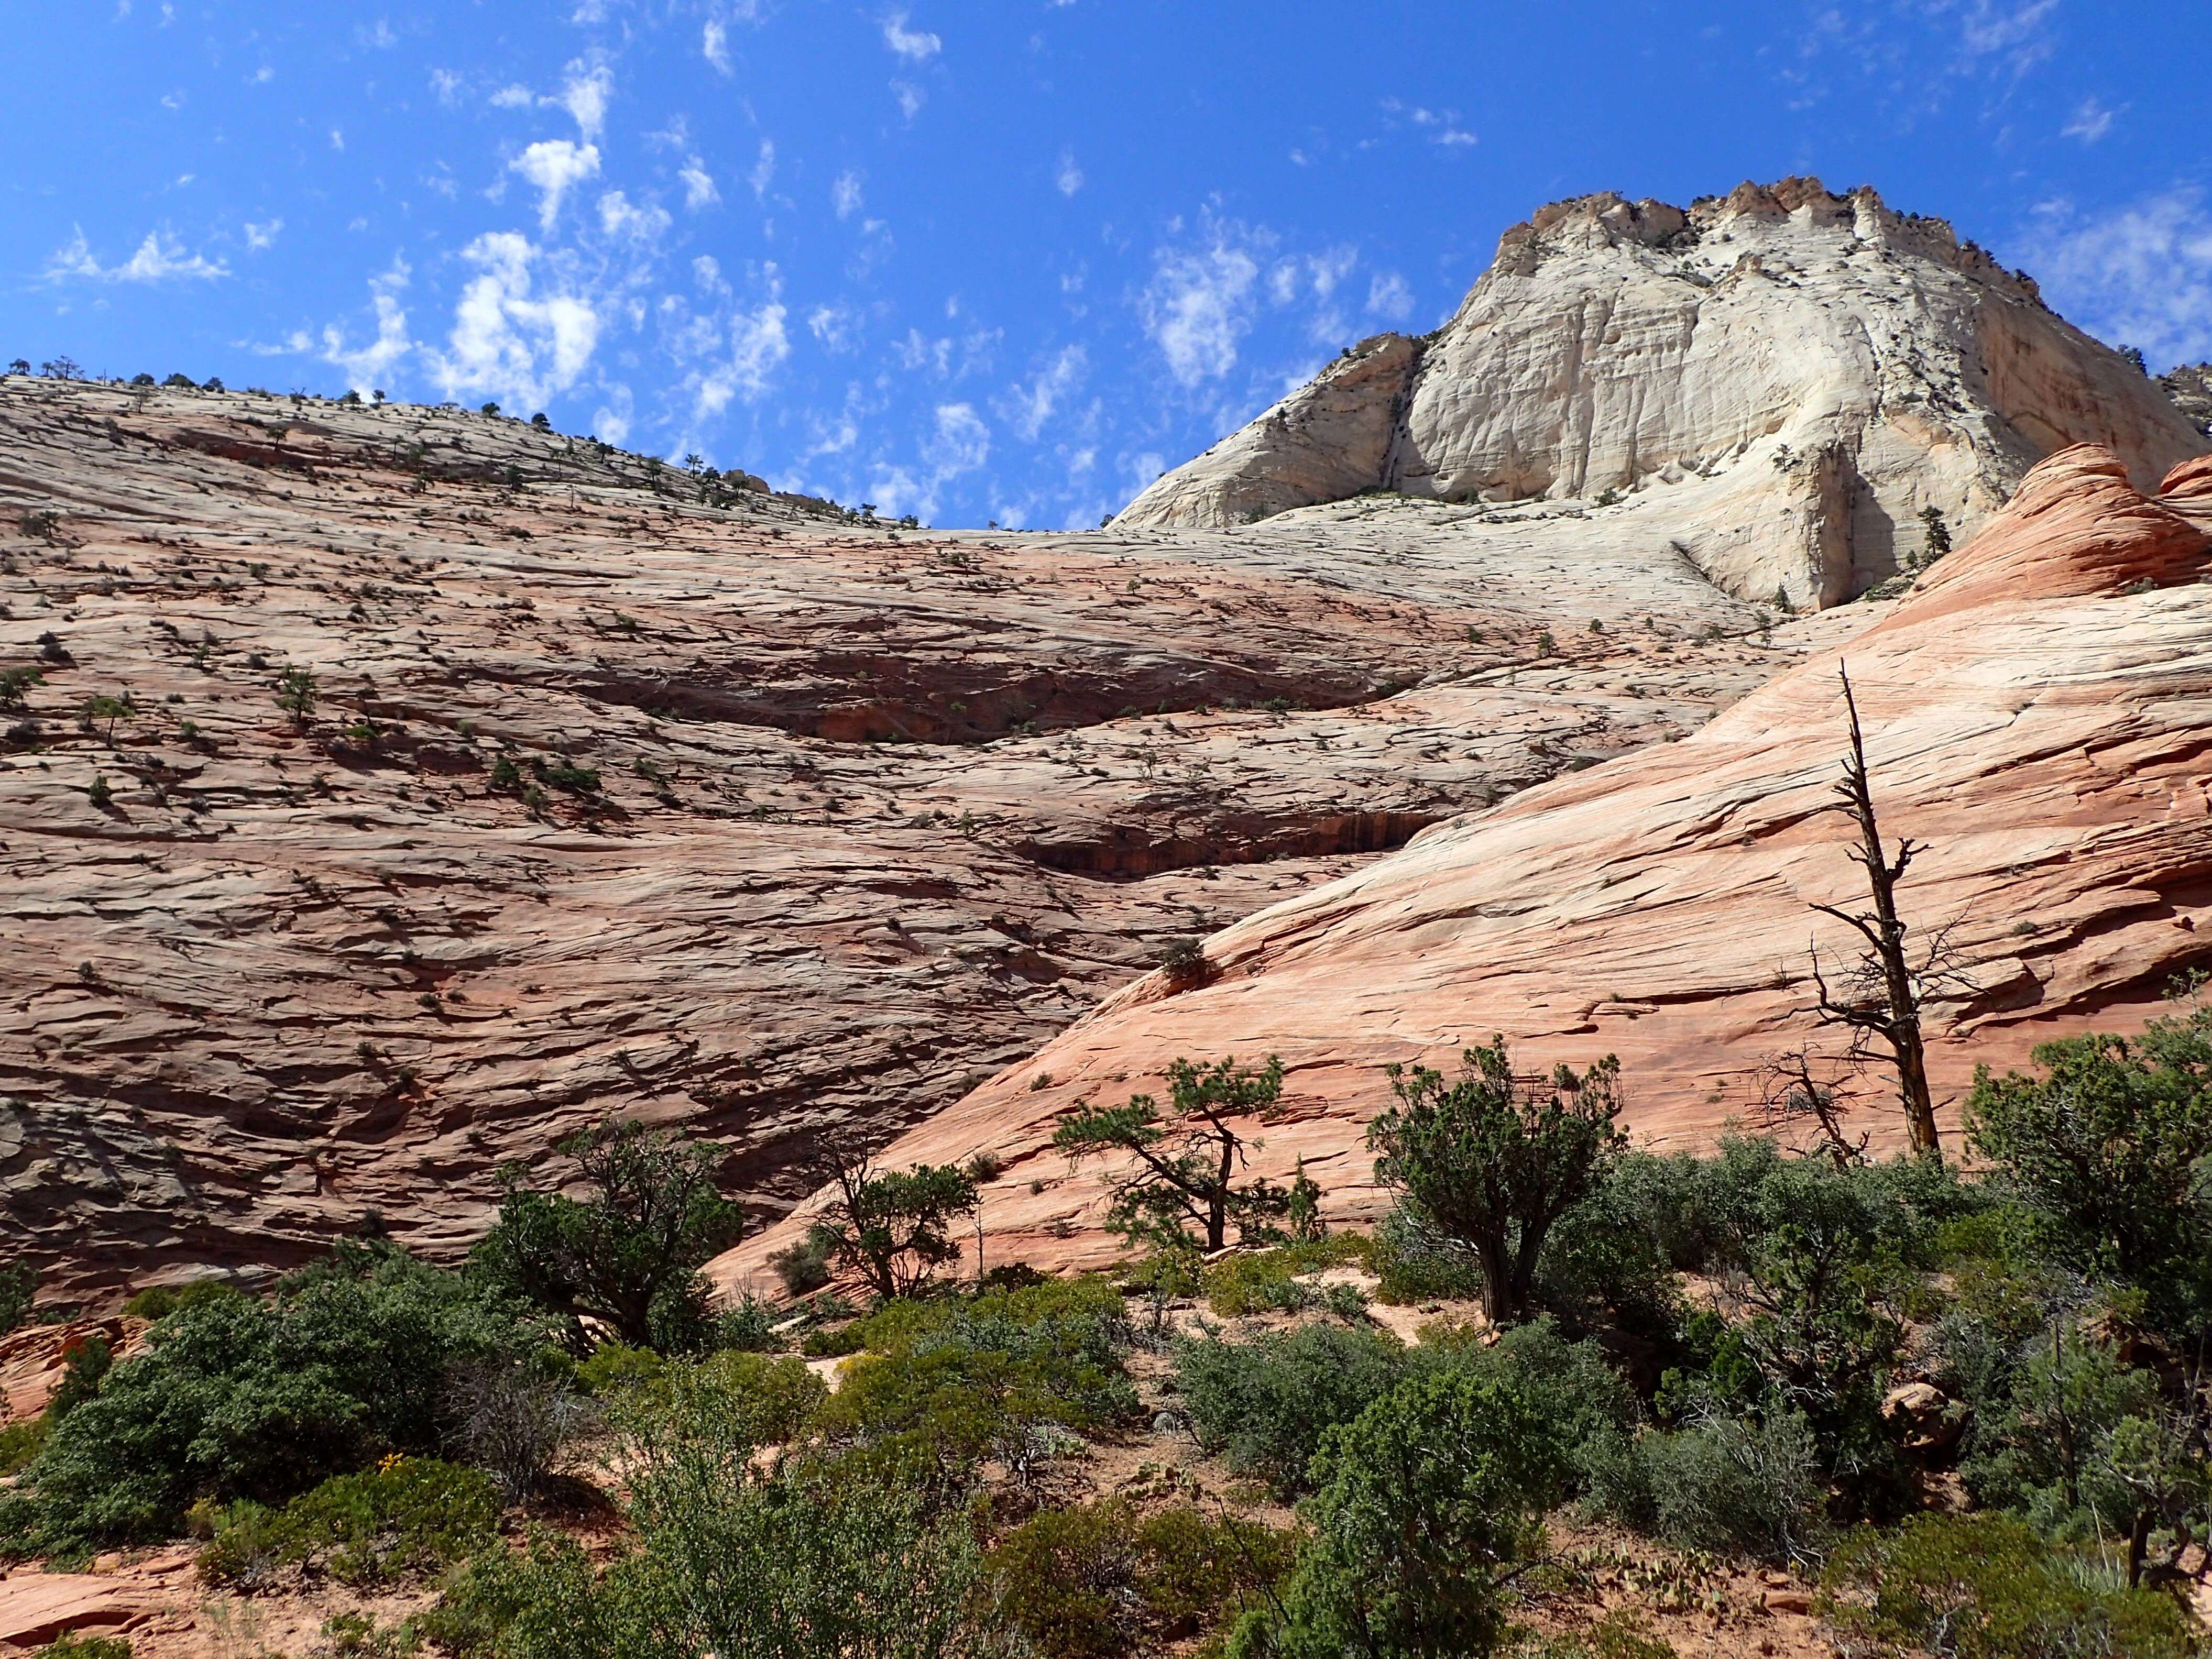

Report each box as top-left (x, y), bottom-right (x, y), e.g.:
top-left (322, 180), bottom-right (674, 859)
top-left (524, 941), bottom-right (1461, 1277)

top-left (322, 259), bottom-right (413, 391)
top-left (892, 80), bottom-right (925, 119)
top-left (882, 12), bottom-right (940, 61)
top-left (431, 231), bottom-right (600, 409)
top-left (703, 18), bottom-right (731, 73)
top-left (46, 227), bottom-right (228, 283)
top-left (430, 68), bottom-right (462, 105)
top-left (1055, 149), bottom-right (1083, 197)
top-left (1141, 230), bottom-right (1261, 386)
top-left (598, 190), bottom-right (672, 244)
top-left (872, 402), bottom-right (990, 522)
top-left (1435, 127), bottom-right (1477, 147)
top-left (558, 61), bottom-right (612, 141)
top-left (808, 302), bottom-right (861, 353)
top-left (832, 170), bottom-right (864, 221)
top-left (1954, 0), bottom-right (2060, 74)
top-left (1004, 344), bottom-right (1087, 440)
top-left (331, 128), bottom-right (345, 150)
top-left (2062, 96), bottom-right (2118, 143)
top-left (490, 83), bottom-right (533, 108)
top-left (244, 219), bottom-right (282, 252)
top-left (679, 159), bottom-right (719, 209)
top-left (511, 139), bottom-right (601, 233)
top-left (748, 139), bottom-right (776, 199)
top-left (2020, 188), bottom-right (2212, 370)
top-left (687, 297), bottom-right (791, 418)
top-left (1366, 271), bottom-right (1413, 322)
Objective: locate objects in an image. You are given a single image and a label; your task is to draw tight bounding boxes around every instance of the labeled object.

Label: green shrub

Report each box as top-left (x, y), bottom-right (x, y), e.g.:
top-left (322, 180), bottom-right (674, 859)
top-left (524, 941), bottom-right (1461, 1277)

top-left (454, 1460), bottom-right (987, 1658)
top-left (1368, 1205), bottom-right (1484, 1304)
top-left (0, 1243), bottom-right (552, 1554)
top-left (470, 1117), bottom-right (743, 1355)
top-left (0, 1261), bottom-right (36, 1335)
top-left (0, 1412), bottom-right (51, 1476)
top-left (574, 1342), bottom-right (664, 1397)
top-left (1968, 1006), bottom-right (2212, 1339)
top-left (983, 1500), bottom-right (1295, 1659)
top-left (275, 1456), bottom-right (500, 1585)
top-left (1821, 1512), bottom-right (2202, 1659)
top-left (1580, 1408), bottom-right (1826, 1563)
top-left (34, 1636), bottom-right (134, 1659)
top-left (1174, 1322), bottom-right (1406, 1496)
top-left (1202, 1236), bottom-right (1370, 1317)
top-left (808, 1277), bottom-right (1133, 1490)
top-left (1231, 1368), bottom-right (1573, 1658)
top-left (121, 1280), bottom-right (245, 1322)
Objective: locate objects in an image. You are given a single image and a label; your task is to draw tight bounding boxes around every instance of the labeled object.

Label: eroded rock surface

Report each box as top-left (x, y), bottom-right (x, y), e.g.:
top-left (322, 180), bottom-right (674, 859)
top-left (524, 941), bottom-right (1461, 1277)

top-left (720, 446), bottom-right (2212, 1292)
top-left (1, 381), bottom-right (1805, 1295)
top-left (1119, 179), bottom-right (2207, 611)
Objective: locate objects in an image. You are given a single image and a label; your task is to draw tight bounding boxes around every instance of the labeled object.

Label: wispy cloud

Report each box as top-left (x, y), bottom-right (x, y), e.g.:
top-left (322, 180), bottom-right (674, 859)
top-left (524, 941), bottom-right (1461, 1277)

top-left (2061, 95), bottom-right (2118, 143)
top-left (1366, 271), bottom-right (1414, 323)
top-left (702, 18), bottom-right (731, 73)
top-left (557, 60), bottom-right (612, 142)
top-left (511, 139), bottom-right (600, 233)
top-left (1055, 149), bottom-right (1084, 197)
top-left (748, 139), bottom-right (776, 200)
top-left (679, 158), bottom-right (719, 209)
top-left (46, 227), bottom-right (229, 283)
top-left (430, 230), bottom-right (600, 409)
top-left (244, 218), bottom-right (283, 252)
top-left (1003, 344), bottom-right (1087, 440)
top-left (832, 170), bottom-right (864, 221)
top-left (1141, 221), bottom-right (1264, 387)
top-left (322, 259), bottom-right (413, 390)
top-left (882, 12), bottom-right (940, 61)
top-left (2020, 187), bottom-right (2212, 369)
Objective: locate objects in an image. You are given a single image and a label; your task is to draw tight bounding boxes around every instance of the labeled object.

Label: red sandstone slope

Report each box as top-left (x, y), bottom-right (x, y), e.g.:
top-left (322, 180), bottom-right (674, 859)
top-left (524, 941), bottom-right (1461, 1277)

top-left (715, 445), bottom-right (2212, 1292)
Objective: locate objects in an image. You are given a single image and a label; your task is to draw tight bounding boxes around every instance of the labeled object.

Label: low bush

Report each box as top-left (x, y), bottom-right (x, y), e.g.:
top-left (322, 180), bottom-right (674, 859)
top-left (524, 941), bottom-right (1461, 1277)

top-left (1368, 1205), bottom-right (1484, 1305)
top-left (1821, 1512), bottom-right (2202, 1659)
top-left (34, 1636), bottom-right (134, 1659)
top-left (1202, 1236), bottom-right (1370, 1317)
top-left (1580, 1407), bottom-right (1826, 1564)
top-left (121, 1280), bottom-right (244, 1322)
top-left (201, 1456), bottom-right (500, 1587)
top-left (1231, 1368), bottom-right (1573, 1658)
top-left (0, 1243), bottom-right (554, 1554)
top-left (1174, 1322), bottom-right (1407, 1496)
top-left (982, 1499), bottom-right (1295, 1659)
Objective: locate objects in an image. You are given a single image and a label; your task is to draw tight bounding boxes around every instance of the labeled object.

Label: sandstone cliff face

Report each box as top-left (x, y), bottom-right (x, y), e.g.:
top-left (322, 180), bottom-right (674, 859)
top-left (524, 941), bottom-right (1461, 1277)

top-left (719, 445), bottom-right (2212, 1293)
top-left (1, 380), bottom-right (1807, 1298)
top-left (1118, 179), bottom-right (2208, 611)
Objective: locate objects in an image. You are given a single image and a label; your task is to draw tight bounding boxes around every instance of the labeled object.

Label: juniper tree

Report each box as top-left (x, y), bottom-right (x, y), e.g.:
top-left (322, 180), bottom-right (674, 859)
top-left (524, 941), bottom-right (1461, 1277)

top-left (1367, 1037), bottom-right (1624, 1325)
top-left (1054, 1056), bottom-right (1296, 1253)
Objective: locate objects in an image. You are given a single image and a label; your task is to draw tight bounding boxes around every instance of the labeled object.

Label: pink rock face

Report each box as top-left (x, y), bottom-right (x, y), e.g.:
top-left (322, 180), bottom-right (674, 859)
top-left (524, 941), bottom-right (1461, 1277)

top-left (0, 1572), bottom-right (151, 1649)
top-left (0, 381), bottom-right (1793, 1297)
top-left (0, 1319), bottom-right (144, 1422)
top-left (717, 444), bottom-right (2212, 1291)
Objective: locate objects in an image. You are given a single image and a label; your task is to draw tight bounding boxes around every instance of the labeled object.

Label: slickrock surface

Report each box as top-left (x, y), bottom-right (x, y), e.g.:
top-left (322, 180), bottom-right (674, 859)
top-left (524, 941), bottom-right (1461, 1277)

top-left (717, 445), bottom-right (2212, 1293)
top-left (1119, 179), bottom-right (2207, 610)
top-left (2, 380), bottom-right (1809, 1295)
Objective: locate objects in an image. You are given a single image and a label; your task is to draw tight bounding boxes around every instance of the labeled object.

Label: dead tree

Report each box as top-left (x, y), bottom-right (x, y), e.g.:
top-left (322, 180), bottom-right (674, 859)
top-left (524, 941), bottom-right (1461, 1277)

top-left (1756, 1045), bottom-right (1870, 1171)
top-left (1808, 665), bottom-right (1944, 1163)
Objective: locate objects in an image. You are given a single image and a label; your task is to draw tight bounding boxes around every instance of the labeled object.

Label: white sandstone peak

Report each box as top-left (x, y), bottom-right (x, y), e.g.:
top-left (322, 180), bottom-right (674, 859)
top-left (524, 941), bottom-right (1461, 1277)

top-left (1115, 176), bottom-right (2207, 609)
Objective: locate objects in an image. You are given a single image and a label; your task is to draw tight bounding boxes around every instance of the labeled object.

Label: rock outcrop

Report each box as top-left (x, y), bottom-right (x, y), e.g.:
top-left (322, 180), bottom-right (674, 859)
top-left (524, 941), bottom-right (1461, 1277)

top-left (1119, 180), bottom-right (2208, 611)
top-left (0, 379), bottom-right (1806, 1297)
top-left (719, 445), bottom-right (2212, 1291)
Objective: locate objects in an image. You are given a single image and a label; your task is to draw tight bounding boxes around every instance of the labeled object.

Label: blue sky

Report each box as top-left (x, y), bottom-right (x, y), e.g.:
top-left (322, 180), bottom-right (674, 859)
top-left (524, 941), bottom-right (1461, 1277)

top-left (6, 2), bottom-right (2208, 529)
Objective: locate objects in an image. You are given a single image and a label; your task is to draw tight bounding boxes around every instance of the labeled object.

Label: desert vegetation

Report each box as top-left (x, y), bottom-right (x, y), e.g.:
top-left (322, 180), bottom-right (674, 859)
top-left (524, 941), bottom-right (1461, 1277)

top-left (2, 983), bottom-right (2207, 1658)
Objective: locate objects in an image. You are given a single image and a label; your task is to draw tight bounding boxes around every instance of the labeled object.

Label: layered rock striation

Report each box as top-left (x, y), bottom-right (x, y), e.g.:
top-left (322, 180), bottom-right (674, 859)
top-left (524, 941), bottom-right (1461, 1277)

top-left (720, 445), bottom-right (2212, 1292)
top-left (1118, 180), bottom-right (2207, 610)
top-left (0, 380), bottom-right (1795, 1296)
